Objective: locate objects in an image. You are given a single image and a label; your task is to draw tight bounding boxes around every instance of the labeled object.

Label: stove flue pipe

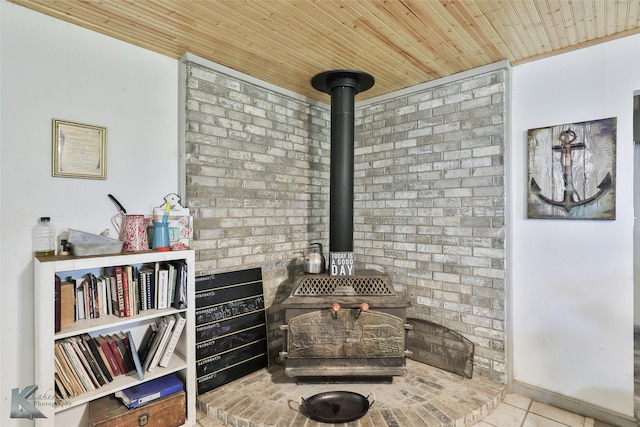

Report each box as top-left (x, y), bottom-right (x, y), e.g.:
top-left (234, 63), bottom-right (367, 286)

top-left (311, 70), bottom-right (374, 253)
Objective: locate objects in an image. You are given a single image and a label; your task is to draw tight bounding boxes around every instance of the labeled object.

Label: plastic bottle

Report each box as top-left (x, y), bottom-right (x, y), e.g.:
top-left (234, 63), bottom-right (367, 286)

top-left (33, 217), bottom-right (56, 257)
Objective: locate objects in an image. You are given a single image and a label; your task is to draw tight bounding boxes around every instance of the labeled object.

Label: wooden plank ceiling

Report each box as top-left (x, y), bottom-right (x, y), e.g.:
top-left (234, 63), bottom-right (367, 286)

top-left (9, 0), bottom-right (640, 102)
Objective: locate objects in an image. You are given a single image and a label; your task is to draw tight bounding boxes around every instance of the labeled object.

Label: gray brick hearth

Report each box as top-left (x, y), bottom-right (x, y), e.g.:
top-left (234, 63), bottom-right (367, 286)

top-left (196, 359), bottom-right (504, 427)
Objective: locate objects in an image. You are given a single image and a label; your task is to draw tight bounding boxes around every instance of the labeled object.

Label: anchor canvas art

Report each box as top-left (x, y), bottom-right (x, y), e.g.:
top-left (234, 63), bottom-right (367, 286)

top-left (527, 117), bottom-right (616, 220)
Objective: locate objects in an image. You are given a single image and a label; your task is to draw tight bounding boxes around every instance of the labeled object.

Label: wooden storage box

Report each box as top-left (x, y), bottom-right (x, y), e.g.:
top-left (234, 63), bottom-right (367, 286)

top-left (89, 391), bottom-right (186, 427)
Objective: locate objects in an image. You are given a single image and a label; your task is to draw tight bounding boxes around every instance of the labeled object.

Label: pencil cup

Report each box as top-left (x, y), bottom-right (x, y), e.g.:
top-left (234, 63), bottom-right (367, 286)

top-left (152, 221), bottom-right (170, 251)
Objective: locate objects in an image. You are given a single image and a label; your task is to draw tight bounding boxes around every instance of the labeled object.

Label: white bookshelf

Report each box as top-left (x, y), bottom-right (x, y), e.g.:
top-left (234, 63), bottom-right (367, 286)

top-left (34, 250), bottom-right (195, 427)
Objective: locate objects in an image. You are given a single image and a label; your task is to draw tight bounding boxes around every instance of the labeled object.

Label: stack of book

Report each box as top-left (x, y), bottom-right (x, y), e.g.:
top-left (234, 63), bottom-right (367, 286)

top-left (55, 260), bottom-right (187, 330)
top-left (54, 331), bottom-right (137, 399)
top-left (139, 313), bottom-right (187, 372)
top-left (53, 314), bottom-right (186, 401)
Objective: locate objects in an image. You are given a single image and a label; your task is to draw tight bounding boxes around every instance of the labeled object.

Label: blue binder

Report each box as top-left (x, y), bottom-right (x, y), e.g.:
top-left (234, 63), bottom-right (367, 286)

top-left (116, 373), bottom-right (184, 409)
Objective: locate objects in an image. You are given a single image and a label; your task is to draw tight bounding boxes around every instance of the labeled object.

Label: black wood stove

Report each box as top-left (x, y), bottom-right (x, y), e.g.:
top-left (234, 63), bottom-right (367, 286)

top-left (281, 271), bottom-right (411, 380)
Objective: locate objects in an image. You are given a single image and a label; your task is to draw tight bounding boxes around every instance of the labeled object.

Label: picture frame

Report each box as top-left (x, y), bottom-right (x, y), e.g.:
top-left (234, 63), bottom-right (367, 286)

top-left (527, 117), bottom-right (616, 220)
top-left (52, 119), bottom-right (107, 179)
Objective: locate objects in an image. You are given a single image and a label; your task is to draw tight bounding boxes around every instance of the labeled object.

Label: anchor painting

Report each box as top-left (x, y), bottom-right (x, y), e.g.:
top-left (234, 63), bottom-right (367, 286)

top-left (527, 117), bottom-right (616, 220)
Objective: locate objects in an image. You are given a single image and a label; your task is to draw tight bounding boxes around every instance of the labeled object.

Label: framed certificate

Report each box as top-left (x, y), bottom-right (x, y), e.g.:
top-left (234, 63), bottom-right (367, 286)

top-left (52, 119), bottom-right (107, 179)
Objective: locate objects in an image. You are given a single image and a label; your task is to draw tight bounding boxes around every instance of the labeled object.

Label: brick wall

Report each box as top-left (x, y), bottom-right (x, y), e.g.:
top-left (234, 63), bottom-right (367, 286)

top-left (355, 70), bottom-right (507, 382)
top-left (183, 61), bottom-right (331, 351)
top-left (183, 58), bottom-right (507, 383)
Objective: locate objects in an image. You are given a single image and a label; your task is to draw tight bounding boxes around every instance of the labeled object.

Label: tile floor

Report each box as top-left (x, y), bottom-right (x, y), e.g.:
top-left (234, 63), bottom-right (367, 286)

top-left (469, 394), bottom-right (614, 427)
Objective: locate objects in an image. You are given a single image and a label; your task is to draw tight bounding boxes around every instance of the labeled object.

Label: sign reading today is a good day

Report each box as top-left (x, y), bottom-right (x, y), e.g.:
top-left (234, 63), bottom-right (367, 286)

top-left (330, 252), bottom-right (354, 276)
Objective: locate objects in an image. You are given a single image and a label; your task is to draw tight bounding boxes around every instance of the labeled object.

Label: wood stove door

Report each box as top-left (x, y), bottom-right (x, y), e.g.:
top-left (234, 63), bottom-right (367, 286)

top-left (286, 310), bottom-right (405, 359)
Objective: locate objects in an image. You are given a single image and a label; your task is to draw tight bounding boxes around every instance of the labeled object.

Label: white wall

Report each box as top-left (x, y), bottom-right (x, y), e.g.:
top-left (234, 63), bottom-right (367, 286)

top-left (511, 34), bottom-right (639, 416)
top-left (0, 2), bottom-right (179, 425)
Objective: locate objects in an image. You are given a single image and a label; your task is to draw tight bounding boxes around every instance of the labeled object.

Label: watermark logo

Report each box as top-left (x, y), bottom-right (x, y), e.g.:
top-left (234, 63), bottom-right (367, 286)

top-left (10, 385), bottom-right (47, 419)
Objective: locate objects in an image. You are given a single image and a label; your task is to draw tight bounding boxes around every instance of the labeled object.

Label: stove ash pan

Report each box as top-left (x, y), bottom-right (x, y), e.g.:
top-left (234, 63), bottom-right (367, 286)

top-left (280, 270), bottom-right (412, 379)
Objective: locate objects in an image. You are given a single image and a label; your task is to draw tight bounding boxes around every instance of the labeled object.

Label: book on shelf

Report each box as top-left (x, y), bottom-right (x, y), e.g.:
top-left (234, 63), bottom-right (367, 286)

top-left (138, 321), bottom-right (158, 362)
top-left (54, 343), bottom-right (83, 397)
top-left (75, 280), bottom-right (86, 320)
top-left (106, 274), bottom-right (118, 317)
top-left (138, 267), bottom-right (149, 311)
top-left (126, 330), bottom-right (145, 380)
top-left (159, 314), bottom-right (186, 368)
top-left (96, 276), bottom-right (107, 316)
top-left (147, 315), bottom-right (176, 372)
top-left (73, 274), bottom-right (103, 321)
top-left (79, 276), bottom-right (89, 320)
top-left (53, 362), bottom-right (68, 399)
top-left (59, 339), bottom-right (96, 393)
top-left (57, 340), bottom-right (86, 393)
top-left (55, 355), bottom-right (79, 398)
top-left (115, 373), bottom-right (184, 409)
top-left (115, 331), bottom-right (135, 373)
top-left (111, 267), bottom-right (123, 317)
top-left (88, 273), bottom-right (99, 319)
top-left (102, 274), bottom-right (114, 316)
top-left (132, 266), bottom-right (140, 314)
top-left (93, 339), bottom-right (115, 380)
top-left (142, 319), bottom-right (167, 373)
top-left (167, 263), bottom-right (177, 307)
top-left (74, 338), bottom-right (106, 392)
top-left (81, 334), bottom-right (113, 383)
top-left (55, 275), bottom-right (61, 333)
top-left (138, 265), bottom-right (156, 311)
top-left (126, 267), bottom-right (134, 317)
top-left (60, 279), bottom-right (76, 327)
top-left (156, 263), bottom-right (170, 310)
top-left (118, 267), bottom-right (132, 318)
top-left (54, 370), bottom-right (68, 401)
top-left (94, 335), bottom-right (123, 377)
top-left (106, 334), bottom-right (128, 375)
top-left (125, 265), bottom-right (138, 316)
top-left (141, 316), bottom-right (176, 373)
top-left (81, 274), bottom-right (93, 320)
top-left (147, 265), bottom-right (156, 310)
top-left (71, 336), bottom-right (106, 387)
top-left (172, 260), bottom-right (188, 309)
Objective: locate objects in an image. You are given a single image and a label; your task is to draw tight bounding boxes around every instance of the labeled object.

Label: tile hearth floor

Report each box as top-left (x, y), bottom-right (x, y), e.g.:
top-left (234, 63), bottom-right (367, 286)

top-left (195, 359), bottom-right (616, 427)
